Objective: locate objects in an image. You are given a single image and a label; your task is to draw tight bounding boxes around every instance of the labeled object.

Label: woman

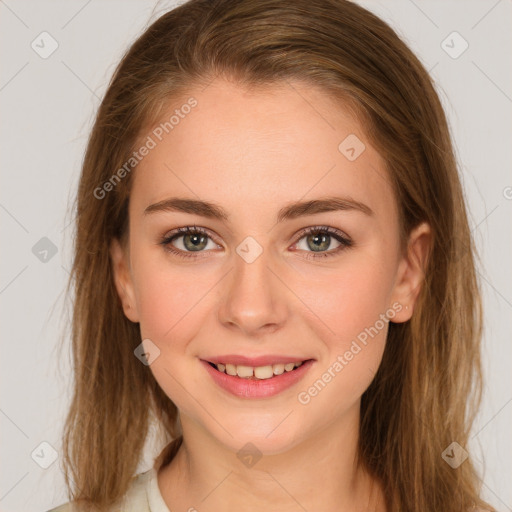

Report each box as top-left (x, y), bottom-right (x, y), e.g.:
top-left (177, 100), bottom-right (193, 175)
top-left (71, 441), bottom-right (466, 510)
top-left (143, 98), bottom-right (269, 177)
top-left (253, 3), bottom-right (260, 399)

top-left (48, 0), bottom-right (493, 510)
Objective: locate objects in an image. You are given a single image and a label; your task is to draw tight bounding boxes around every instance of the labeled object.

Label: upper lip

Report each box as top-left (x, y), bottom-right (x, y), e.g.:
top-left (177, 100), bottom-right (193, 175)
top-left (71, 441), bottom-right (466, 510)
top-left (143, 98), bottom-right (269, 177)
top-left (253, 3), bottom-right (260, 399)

top-left (202, 355), bottom-right (313, 367)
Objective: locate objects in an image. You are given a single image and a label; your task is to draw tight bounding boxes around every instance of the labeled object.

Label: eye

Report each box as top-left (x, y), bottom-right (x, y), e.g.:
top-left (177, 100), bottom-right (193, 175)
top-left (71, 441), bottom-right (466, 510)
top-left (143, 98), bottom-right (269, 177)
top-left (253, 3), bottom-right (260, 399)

top-left (292, 226), bottom-right (353, 259)
top-left (159, 225), bottom-right (220, 259)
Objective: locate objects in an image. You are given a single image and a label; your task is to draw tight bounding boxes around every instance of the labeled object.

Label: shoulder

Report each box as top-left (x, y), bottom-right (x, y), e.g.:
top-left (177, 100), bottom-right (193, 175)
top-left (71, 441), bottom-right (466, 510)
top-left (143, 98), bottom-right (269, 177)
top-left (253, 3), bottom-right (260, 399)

top-left (44, 469), bottom-right (154, 512)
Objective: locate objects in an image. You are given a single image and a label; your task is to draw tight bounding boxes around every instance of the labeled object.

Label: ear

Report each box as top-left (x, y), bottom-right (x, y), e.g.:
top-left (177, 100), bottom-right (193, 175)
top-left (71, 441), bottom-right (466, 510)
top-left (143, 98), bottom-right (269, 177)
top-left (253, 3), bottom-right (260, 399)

top-left (110, 237), bottom-right (140, 323)
top-left (389, 221), bottom-right (432, 323)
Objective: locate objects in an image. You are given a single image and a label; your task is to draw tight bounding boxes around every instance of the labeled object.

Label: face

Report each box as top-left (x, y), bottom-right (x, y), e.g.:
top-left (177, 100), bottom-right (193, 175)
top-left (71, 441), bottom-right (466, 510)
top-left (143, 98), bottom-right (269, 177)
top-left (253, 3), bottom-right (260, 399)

top-left (110, 78), bottom-right (429, 455)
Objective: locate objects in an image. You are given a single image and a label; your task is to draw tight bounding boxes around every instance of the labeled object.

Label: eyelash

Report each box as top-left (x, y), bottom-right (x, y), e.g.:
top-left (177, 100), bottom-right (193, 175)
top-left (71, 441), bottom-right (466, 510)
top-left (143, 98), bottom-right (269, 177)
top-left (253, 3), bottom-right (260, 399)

top-left (159, 225), bottom-right (353, 260)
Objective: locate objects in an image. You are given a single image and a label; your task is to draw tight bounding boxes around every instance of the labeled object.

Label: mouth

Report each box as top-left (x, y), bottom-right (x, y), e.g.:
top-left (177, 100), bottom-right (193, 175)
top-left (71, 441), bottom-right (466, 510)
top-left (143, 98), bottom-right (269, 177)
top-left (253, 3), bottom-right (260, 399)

top-left (200, 357), bottom-right (315, 398)
top-left (203, 358), bottom-right (314, 380)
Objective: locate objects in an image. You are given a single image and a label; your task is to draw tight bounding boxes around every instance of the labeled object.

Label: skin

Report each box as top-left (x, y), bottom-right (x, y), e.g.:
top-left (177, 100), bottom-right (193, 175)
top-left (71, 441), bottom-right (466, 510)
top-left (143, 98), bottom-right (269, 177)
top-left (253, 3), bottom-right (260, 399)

top-left (110, 78), bottom-right (431, 512)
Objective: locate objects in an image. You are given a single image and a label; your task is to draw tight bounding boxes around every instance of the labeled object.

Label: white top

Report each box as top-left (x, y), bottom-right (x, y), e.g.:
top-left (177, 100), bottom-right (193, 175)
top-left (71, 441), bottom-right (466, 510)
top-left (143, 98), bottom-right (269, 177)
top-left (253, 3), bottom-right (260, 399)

top-left (46, 466), bottom-right (170, 512)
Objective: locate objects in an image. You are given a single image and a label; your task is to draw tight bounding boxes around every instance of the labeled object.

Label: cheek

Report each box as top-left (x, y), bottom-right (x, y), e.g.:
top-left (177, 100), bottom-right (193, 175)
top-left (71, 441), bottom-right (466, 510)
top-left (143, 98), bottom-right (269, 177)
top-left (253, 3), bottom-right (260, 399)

top-left (131, 256), bottom-right (212, 413)
top-left (298, 253), bottom-right (394, 341)
top-left (292, 252), bottom-right (395, 396)
top-left (131, 252), bottom-right (206, 344)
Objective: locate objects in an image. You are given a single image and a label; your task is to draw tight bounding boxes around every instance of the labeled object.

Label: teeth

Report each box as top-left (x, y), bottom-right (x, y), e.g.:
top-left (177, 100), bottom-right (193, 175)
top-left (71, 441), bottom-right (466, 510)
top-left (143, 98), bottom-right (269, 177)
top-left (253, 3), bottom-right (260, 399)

top-left (237, 365), bottom-right (253, 378)
top-left (273, 364), bottom-right (285, 375)
top-left (225, 364), bottom-right (237, 376)
top-left (214, 361), bottom-right (305, 379)
top-left (254, 365), bottom-right (273, 379)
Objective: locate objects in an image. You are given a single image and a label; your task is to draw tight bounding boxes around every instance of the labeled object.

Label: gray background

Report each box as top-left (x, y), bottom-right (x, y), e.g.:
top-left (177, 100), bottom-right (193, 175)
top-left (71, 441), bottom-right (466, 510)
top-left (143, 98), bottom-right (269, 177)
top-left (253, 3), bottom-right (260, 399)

top-left (0, 1), bottom-right (511, 511)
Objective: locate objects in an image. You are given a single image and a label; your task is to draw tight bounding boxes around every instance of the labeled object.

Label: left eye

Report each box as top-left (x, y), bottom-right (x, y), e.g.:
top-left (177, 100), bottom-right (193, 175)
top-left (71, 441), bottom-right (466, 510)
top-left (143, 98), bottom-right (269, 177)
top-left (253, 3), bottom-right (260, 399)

top-left (291, 226), bottom-right (353, 259)
top-left (295, 229), bottom-right (339, 252)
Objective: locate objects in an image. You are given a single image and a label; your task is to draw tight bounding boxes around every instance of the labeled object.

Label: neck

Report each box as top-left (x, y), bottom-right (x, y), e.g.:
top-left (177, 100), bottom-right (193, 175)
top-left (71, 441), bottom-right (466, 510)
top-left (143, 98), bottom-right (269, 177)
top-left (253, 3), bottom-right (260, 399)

top-left (157, 403), bottom-right (386, 512)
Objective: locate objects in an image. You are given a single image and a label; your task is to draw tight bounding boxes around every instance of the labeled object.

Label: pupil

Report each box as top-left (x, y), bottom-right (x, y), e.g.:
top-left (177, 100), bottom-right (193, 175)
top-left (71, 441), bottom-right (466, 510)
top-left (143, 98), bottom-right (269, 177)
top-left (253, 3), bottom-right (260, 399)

top-left (310, 233), bottom-right (329, 252)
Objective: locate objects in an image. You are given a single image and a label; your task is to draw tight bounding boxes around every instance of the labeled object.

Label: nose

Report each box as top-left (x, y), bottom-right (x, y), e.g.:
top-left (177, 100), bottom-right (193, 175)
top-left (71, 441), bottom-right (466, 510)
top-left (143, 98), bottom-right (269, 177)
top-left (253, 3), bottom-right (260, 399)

top-left (217, 247), bottom-right (288, 337)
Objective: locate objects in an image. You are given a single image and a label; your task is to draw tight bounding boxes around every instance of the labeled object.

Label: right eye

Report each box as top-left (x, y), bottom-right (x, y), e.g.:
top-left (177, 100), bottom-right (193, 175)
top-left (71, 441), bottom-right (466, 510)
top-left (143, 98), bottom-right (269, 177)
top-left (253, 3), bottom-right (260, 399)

top-left (159, 225), bottom-right (221, 259)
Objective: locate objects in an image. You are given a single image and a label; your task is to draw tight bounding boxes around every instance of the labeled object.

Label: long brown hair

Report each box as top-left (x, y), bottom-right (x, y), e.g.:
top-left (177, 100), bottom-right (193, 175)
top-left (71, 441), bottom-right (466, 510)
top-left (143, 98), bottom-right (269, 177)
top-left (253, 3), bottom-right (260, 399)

top-left (59, 1), bottom-right (493, 510)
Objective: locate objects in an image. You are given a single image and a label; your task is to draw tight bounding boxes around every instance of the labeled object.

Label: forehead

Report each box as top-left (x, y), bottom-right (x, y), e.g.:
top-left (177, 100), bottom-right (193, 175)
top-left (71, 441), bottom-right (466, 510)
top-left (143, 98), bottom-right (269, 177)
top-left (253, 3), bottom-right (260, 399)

top-left (130, 78), bottom-right (394, 222)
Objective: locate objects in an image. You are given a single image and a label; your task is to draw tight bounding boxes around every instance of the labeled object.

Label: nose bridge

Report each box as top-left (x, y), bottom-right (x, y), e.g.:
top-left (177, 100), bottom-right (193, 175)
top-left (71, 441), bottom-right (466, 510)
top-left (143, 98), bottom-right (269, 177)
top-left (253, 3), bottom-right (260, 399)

top-left (218, 239), bottom-right (286, 334)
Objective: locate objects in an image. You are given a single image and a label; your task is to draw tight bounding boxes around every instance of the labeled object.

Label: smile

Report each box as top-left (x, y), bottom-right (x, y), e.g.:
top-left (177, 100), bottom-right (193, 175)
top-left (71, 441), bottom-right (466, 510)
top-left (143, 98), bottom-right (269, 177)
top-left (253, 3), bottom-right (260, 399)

top-left (200, 358), bottom-right (315, 399)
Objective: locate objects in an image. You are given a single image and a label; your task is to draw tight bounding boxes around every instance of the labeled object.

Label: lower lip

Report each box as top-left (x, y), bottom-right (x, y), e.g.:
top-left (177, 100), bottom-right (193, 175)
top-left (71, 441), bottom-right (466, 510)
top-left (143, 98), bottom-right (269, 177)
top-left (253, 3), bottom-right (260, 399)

top-left (200, 359), bottom-right (314, 399)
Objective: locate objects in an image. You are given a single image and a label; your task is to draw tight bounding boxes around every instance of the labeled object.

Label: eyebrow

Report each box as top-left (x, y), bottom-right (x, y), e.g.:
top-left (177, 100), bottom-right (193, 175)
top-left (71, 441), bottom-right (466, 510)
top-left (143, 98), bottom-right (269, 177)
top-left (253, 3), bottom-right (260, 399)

top-left (143, 196), bottom-right (373, 222)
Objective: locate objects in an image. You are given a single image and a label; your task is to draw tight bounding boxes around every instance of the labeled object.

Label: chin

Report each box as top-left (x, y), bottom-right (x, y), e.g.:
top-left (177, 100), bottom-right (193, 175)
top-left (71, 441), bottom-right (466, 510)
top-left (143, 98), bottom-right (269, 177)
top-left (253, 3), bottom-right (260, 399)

top-left (212, 421), bottom-right (304, 458)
